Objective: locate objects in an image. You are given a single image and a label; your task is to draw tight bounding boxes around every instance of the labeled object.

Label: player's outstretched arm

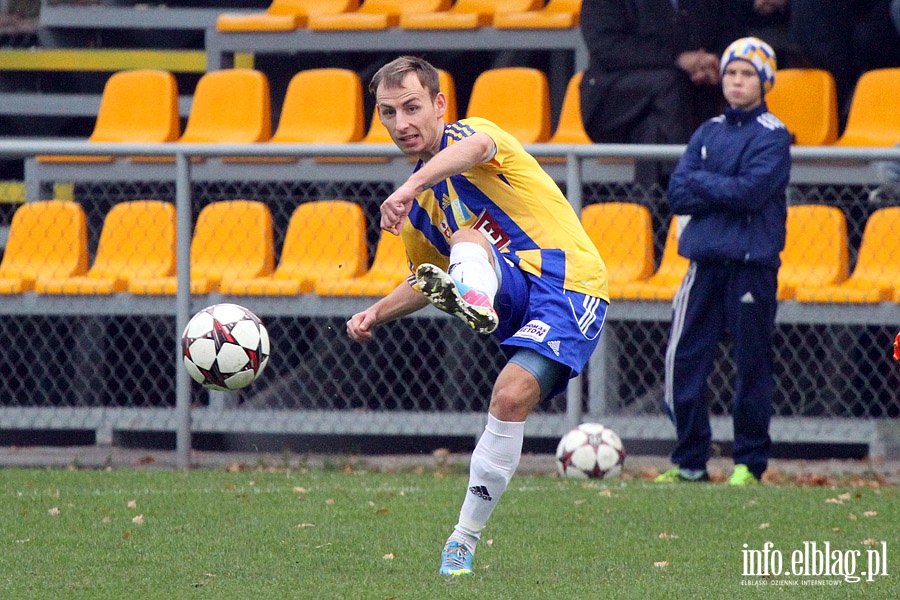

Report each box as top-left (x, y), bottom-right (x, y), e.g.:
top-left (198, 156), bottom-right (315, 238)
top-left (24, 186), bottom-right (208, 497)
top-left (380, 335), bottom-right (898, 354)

top-left (381, 132), bottom-right (496, 234)
top-left (347, 280), bottom-right (429, 343)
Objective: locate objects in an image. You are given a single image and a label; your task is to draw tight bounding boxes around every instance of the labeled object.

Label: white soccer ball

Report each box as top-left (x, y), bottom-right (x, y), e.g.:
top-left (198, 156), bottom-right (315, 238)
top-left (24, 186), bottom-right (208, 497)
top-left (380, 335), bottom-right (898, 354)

top-left (181, 303), bottom-right (270, 391)
top-left (556, 422), bottom-right (625, 479)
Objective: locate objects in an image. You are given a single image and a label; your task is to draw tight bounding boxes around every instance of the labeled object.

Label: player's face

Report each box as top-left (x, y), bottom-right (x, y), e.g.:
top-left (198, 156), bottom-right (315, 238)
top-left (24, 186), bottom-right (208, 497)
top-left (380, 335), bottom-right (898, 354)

top-left (722, 60), bottom-right (763, 111)
top-left (375, 72), bottom-right (447, 159)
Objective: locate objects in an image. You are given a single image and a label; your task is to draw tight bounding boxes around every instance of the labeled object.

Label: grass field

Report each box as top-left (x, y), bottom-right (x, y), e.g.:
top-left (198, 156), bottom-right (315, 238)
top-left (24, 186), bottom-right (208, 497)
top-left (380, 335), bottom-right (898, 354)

top-left (2, 465), bottom-right (897, 599)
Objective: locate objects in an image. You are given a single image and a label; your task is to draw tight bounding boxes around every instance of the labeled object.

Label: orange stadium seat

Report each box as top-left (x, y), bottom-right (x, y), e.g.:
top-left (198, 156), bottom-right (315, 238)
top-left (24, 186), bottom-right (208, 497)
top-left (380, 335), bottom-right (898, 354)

top-left (549, 72), bottom-right (592, 144)
top-left (307, 0), bottom-right (451, 30)
top-left (580, 202), bottom-right (655, 297)
top-left (777, 205), bottom-right (848, 300)
top-left (795, 207), bottom-right (900, 303)
top-left (399, 0), bottom-right (541, 29)
top-left (219, 200), bottom-right (367, 295)
top-left (179, 69), bottom-right (271, 144)
top-left (129, 200), bottom-right (274, 295)
top-left (494, 0), bottom-right (581, 29)
top-left (0, 201), bottom-right (89, 294)
top-left (834, 68), bottom-right (900, 146)
top-left (614, 217), bottom-right (689, 301)
top-left (216, 0), bottom-right (359, 32)
top-left (765, 69), bottom-right (838, 146)
top-left (315, 230), bottom-right (409, 296)
top-left (467, 67), bottom-right (551, 143)
top-left (35, 201), bottom-right (176, 295)
top-left (271, 68), bottom-right (365, 144)
top-left (37, 70), bottom-right (180, 163)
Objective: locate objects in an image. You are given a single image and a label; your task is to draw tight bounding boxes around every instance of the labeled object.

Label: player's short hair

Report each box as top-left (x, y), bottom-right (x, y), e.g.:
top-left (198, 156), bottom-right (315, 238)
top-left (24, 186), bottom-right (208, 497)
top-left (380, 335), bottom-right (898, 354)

top-left (369, 56), bottom-right (440, 100)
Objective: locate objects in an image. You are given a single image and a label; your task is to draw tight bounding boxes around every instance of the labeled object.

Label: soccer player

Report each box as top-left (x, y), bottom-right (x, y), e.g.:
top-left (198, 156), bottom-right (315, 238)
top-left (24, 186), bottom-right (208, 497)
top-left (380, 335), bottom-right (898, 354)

top-left (656, 37), bottom-right (791, 486)
top-left (346, 56), bottom-right (610, 576)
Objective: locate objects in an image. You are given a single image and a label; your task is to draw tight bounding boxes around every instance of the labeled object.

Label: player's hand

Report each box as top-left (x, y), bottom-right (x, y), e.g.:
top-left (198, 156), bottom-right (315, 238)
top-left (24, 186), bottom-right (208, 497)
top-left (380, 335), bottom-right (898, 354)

top-left (347, 310), bottom-right (377, 343)
top-left (381, 184), bottom-right (416, 235)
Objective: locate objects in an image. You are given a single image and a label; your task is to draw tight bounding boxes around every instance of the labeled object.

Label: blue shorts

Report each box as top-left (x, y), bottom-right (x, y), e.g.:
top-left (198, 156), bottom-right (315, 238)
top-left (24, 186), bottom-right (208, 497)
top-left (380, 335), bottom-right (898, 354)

top-left (489, 246), bottom-right (608, 395)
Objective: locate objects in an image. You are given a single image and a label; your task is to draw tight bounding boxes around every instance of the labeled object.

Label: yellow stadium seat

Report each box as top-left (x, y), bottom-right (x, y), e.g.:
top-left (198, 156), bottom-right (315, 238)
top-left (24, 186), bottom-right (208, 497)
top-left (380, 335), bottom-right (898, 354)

top-left (614, 217), bottom-right (689, 301)
top-left (580, 202), bottom-right (654, 297)
top-left (549, 71), bottom-right (591, 144)
top-left (0, 201), bottom-right (89, 294)
top-left (272, 68), bottom-right (365, 144)
top-left (765, 69), bottom-right (838, 145)
top-left (308, 0), bottom-right (450, 30)
top-left (129, 200), bottom-right (274, 295)
top-left (35, 201), bottom-right (176, 295)
top-left (180, 69), bottom-right (271, 144)
top-left (399, 0), bottom-right (541, 29)
top-left (494, 0), bottom-right (581, 29)
top-left (795, 207), bottom-right (900, 303)
top-left (834, 68), bottom-right (900, 146)
top-left (216, 0), bottom-right (359, 32)
top-left (315, 230), bottom-right (409, 296)
top-left (38, 70), bottom-right (179, 163)
top-left (778, 205), bottom-right (848, 300)
top-left (467, 67), bottom-right (551, 143)
top-left (219, 200), bottom-right (367, 295)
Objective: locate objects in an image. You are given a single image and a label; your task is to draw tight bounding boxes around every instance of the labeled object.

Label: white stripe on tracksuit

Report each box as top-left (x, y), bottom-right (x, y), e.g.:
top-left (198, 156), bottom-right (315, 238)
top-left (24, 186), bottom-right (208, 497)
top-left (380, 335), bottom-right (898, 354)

top-left (664, 262), bottom-right (697, 417)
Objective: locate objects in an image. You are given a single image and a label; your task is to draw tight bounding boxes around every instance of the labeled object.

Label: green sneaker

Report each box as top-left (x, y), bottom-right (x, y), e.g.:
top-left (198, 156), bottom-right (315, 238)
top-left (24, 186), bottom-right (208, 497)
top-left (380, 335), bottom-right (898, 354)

top-left (654, 467), bottom-right (709, 483)
top-left (729, 464), bottom-right (759, 486)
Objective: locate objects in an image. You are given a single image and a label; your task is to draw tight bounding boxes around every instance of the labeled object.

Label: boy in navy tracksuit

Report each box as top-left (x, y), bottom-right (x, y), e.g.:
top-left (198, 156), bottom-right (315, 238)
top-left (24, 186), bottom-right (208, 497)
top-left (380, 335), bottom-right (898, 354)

top-left (657, 37), bottom-right (792, 485)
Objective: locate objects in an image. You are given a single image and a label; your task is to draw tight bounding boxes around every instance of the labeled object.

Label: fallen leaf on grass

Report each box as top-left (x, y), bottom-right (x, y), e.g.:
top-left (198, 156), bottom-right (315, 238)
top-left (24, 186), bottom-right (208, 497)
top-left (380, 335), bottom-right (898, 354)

top-left (838, 492), bottom-right (851, 501)
top-left (863, 511), bottom-right (878, 517)
top-left (654, 561), bottom-right (669, 568)
top-left (127, 500), bottom-right (137, 509)
top-left (862, 538), bottom-right (878, 547)
top-left (123, 531), bottom-right (131, 540)
top-left (849, 513), bottom-right (857, 520)
top-left (376, 508), bottom-right (389, 515)
top-left (599, 489), bottom-right (613, 497)
top-left (325, 498), bottom-right (335, 505)
top-left (102, 516), bottom-right (112, 524)
top-left (132, 514), bottom-right (144, 525)
top-left (383, 553), bottom-right (394, 560)
top-left (297, 522), bottom-right (315, 528)
top-left (486, 539), bottom-right (494, 546)
top-left (658, 532), bottom-right (679, 540)
top-left (825, 497), bottom-right (844, 504)
top-left (47, 507), bottom-right (60, 516)
top-left (292, 487), bottom-right (308, 494)
top-left (759, 523), bottom-right (770, 529)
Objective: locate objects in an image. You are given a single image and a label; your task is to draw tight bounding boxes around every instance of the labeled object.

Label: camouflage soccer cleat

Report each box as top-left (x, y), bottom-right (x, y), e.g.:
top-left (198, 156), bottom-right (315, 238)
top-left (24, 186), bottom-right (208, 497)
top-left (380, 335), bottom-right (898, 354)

top-left (416, 263), bottom-right (498, 334)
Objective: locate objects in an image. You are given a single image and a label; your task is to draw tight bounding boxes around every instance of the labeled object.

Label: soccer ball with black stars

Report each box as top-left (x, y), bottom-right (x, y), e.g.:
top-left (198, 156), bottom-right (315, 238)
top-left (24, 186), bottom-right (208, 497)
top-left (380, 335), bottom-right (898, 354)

top-left (182, 303), bottom-right (270, 391)
top-left (556, 422), bottom-right (625, 479)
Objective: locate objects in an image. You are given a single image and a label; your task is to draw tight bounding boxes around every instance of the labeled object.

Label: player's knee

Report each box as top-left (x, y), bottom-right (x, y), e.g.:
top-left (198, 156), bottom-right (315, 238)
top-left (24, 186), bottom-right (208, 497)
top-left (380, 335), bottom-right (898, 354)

top-left (489, 377), bottom-right (539, 421)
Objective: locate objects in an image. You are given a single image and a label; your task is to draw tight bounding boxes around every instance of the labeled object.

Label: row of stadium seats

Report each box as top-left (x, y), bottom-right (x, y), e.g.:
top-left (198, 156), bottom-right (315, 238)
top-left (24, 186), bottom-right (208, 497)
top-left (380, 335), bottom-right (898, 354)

top-left (579, 202), bottom-right (900, 302)
top-left (36, 65), bottom-right (900, 166)
top-left (2, 199), bottom-right (899, 303)
top-left (216, 0), bottom-right (579, 32)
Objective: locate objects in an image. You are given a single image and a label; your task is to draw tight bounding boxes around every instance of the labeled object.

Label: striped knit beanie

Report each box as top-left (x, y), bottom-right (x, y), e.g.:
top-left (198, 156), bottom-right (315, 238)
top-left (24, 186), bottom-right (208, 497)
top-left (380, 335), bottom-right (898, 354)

top-left (719, 37), bottom-right (777, 95)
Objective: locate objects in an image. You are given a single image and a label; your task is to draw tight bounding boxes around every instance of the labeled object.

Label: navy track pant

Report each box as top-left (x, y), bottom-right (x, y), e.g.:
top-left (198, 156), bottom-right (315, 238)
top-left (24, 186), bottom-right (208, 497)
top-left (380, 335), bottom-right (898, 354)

top-left (664, 261), bottom-right (778, 479)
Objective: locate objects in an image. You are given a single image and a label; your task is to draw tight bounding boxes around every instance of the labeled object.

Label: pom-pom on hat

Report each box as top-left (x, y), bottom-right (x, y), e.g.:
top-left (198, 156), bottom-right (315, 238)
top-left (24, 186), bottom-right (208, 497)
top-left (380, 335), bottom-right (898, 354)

top-left (720, 37), bottom-right (777, 95)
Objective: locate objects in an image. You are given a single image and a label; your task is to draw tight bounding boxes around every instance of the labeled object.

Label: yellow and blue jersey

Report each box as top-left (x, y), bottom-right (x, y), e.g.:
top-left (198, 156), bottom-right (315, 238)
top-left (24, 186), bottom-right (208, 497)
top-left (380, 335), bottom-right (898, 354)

top-left (401, 117), bottom-right (609, 302)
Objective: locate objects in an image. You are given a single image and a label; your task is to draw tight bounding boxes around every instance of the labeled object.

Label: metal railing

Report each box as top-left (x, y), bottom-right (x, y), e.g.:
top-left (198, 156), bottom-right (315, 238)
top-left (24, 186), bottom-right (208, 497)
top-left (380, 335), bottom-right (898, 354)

top-left (2, 140), bottom-right (900, 468)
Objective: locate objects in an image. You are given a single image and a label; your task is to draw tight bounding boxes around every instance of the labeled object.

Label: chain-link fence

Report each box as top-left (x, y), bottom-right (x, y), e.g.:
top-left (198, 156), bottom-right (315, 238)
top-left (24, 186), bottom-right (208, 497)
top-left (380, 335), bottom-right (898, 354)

top-left (1, 144), bottom-right (900, 463)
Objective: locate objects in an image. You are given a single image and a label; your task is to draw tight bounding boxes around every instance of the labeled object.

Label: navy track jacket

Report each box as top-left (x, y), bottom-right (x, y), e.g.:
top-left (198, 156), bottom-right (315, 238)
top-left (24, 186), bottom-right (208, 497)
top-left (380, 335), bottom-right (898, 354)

top-left (667, 102), bottom-right (792, 270)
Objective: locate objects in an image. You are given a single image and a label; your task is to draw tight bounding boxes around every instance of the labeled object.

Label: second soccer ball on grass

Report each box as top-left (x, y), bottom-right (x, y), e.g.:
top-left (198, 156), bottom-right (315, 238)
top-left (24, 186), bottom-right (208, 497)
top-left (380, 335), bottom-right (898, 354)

top-left (556, 422), bottom-right (626, 479)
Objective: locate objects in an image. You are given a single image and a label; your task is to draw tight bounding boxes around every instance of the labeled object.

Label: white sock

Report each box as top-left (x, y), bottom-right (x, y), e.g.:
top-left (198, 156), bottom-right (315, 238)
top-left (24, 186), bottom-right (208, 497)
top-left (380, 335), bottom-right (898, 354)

top-left (447, 242), bottom-right (498, 302)
top-left (450, 414), bottom-right (525, 550)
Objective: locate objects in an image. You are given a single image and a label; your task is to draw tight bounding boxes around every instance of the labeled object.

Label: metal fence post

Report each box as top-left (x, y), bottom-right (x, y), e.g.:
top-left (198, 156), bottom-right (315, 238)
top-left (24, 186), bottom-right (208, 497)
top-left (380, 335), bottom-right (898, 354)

top-left (175, 151), bottom-right (192, 469)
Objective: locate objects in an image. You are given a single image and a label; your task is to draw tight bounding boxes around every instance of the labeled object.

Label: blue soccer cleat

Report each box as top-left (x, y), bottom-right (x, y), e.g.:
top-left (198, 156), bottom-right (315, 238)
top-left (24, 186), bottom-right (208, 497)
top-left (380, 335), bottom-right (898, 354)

top-left (439, 541), bottom-right (474, 576)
